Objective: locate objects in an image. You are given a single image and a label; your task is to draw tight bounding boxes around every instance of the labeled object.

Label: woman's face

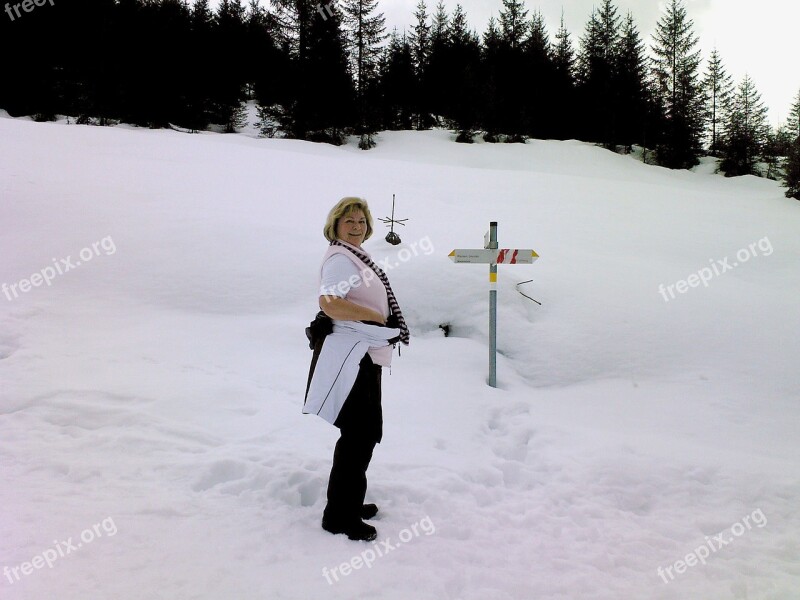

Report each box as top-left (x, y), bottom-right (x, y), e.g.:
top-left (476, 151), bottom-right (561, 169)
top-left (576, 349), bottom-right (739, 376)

top-left (336, 209), bottom-right (367, 247)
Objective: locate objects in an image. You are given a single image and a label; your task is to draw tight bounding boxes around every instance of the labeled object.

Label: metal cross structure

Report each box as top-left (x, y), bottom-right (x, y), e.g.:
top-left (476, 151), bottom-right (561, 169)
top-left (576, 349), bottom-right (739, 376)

top-left (449, 222), bottom-right (539, 388)
top-left (378, 194), bottom-right (408, 245)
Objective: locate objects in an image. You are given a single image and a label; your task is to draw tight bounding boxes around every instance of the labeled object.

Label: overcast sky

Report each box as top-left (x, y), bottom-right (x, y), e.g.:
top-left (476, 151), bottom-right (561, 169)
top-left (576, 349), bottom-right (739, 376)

top-left (233, 0), bottom-right (799, 125)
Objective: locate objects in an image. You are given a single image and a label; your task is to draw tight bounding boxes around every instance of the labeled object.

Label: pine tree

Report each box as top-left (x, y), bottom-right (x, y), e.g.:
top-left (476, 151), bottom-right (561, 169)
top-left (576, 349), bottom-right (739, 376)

top-left (576, 8), bottom-right (601, 85)
top-left (526, 11), bottom-right (551, 71)
top-left (784, 137), bottom-right (800, 199)
top-left (304, 3), bottom-right (355, 143)
top-left (342, 0), bottom-right (387, 148)
top-left (496, 0), bottom-right (530, 141)
top-left (720, 74), bottom-right (769, 176)
top-left (447, 4), bottom-right (481, 142)
top-left (499, 0), bottom-right (528, 50)
top-left (148, 0), bottom-right (195, 127)
top-left (788, 89), bottom-right (800, 139)
top-left (651, 0), bottom-right (705, 168)
top-left (408, 0), bottom-right (432, 129)
top-left (270, 0), bottom-right (343, 139)
top-left (425, 0), bottom-right (450, 124)
top-left (769, 124), bottom-right (794, 157)
top-left (450, 5), bottom-right (472, 56)
top-left (577, 1), bottom-right (620, 145)
top-left (271, 0), bottom-right (315, 59)
top-left (482, 17), bottom-right (501, 57)
top-left (762, 127), bottom-right (788, 181)
top-left (379, 29), bottom-right (416, 131)
top-left (409, 0), bottom-right (431, 78)
top-left (640, 72), bottom-right (667, 164)
top-left (109, 0), bottom-right (146, 125)
top-left (184, 0), bottom-right (216, 132)
top-left (597, 0), bottom-right (620, 60)
top-left (213, 0), bottom-right (249, 132)
top-left (523, 10), bottom-right (555, 139)
top-left (701, 48), bottom-right (734, 156)
top-left (613, 12), bottom-right (649, 151)
top-left (551, 11), bottom-right (576, 140)
top-left (553, 11), bottom-right (574, 81)
top-left (782, 88), bottom-right (800, 197)
top-left (431, 0), bottom-right (448, 39)
top-left (480, 17), bottom-right (502, 142)
top-left (70, 0), bottom-right (121, 126)
top-left (245, 0), bottom-right (276, 102)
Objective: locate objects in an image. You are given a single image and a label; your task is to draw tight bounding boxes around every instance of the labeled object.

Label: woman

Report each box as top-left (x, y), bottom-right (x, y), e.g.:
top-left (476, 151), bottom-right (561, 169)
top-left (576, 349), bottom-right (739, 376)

top-left (304, 197), bottom-right (410, 542)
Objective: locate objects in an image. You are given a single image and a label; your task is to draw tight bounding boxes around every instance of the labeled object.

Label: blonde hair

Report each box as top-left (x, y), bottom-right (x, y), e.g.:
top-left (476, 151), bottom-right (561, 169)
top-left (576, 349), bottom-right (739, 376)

top-left (323, 197), bottom-right (374, 242)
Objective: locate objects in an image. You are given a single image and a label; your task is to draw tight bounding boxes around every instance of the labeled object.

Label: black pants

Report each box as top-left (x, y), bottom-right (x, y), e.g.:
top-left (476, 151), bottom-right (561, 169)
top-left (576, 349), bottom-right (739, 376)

top-left (324, 354), bottom-right (382, 523)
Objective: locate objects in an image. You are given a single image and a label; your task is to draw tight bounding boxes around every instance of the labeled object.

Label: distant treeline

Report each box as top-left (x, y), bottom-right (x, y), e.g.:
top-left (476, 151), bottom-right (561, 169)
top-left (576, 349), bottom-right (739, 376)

top-left (1, 0), bottom-right (798, 196)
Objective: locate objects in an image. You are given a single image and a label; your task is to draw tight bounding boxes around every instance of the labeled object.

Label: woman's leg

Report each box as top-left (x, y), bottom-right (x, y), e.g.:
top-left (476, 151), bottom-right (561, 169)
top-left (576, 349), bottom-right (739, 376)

top-left (324, 432), bottom-right (376, 524)
top-left (323, 355), bottom-right (382, 538)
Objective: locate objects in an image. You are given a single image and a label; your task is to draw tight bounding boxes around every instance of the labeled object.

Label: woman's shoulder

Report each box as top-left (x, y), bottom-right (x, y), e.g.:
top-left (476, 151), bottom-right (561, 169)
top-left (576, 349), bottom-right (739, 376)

top-left (322, 252), bottom-right (360, 275)
top-left (323, 252), bottom-right (355, 266)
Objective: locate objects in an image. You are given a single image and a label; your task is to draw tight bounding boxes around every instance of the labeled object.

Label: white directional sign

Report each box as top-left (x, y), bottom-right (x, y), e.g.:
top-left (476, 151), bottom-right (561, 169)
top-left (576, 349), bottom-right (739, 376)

top-left (448, 249), bottom-right (539, 264)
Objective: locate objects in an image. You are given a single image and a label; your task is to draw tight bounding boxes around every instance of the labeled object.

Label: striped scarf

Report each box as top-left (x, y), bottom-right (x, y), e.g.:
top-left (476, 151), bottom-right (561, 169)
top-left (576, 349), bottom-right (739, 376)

top-left (330, 239), bottom-right (410, 345)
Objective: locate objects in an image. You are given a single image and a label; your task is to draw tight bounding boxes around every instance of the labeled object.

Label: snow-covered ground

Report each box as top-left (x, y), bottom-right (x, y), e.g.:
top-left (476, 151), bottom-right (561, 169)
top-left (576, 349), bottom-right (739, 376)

top-left (1, 115), bottom-right (798, 599)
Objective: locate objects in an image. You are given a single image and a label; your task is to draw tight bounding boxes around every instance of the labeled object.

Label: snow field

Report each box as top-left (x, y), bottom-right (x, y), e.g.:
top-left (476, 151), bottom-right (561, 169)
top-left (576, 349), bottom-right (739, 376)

top-left (1, 116), bottom-right (799, 598)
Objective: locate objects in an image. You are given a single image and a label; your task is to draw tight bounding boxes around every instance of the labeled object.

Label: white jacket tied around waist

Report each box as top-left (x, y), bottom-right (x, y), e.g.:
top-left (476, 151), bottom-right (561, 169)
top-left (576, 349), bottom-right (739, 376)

top-left (303, 321), bottom-right (400, 426)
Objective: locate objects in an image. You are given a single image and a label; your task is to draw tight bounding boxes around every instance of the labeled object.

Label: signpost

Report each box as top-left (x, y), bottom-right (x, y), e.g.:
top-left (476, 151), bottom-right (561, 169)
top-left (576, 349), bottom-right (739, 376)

top-left (449, 222), bottom-right (539, 387)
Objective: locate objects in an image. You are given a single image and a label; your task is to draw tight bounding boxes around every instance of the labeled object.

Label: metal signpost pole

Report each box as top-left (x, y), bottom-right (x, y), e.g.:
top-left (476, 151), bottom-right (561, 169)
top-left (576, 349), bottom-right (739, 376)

top-left (488, 222), bottom-right (498, 387)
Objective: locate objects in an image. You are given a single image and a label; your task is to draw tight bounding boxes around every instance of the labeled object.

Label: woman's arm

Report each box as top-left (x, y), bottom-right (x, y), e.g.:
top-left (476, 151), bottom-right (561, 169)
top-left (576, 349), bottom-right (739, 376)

top-left (319, 296), bottom-right (386, 324)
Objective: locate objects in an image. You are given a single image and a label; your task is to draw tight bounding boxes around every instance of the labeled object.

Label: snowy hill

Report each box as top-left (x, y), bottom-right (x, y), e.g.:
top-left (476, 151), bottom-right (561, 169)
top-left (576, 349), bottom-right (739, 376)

top-left (1, 116), bottom-right (799, 599)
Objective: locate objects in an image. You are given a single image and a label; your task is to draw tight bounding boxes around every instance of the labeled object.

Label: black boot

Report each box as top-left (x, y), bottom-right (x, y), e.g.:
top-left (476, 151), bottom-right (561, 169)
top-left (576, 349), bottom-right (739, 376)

top-left (361, 503), bottom-right (379, 520)
top-left (322, 516), bottom-right (377, 542)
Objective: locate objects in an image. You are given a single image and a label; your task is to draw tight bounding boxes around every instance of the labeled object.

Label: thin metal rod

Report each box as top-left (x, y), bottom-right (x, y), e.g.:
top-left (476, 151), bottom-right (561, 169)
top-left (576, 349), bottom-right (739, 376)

top-left (515, 280), bottom-right (542, 305)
